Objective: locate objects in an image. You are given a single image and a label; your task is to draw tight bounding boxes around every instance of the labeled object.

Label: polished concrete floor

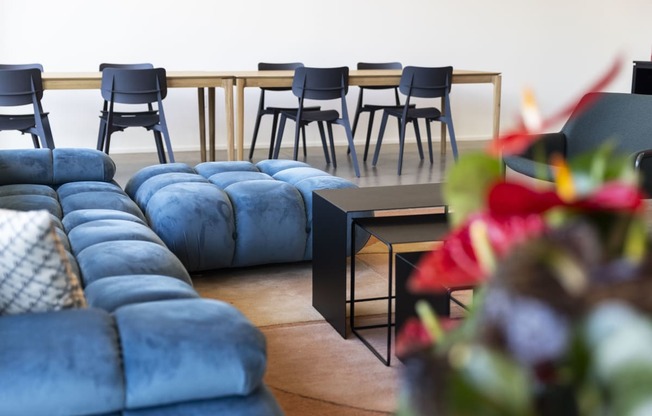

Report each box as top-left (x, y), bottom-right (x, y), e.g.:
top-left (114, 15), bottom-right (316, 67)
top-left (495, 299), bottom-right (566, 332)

top-left (110, 139), bottom-right (487, 188)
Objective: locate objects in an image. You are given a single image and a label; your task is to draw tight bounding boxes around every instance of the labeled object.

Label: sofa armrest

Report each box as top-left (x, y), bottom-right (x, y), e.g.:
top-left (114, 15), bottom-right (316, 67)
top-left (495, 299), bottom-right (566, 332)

top-left (114, 298), bottom-right (268, 409)
top-left (0, 308), bottom-right (125, 416)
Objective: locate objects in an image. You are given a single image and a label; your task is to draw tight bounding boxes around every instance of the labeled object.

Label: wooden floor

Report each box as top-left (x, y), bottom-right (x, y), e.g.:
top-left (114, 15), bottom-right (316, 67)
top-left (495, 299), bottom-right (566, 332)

top-left (111, 140), bottom-right (487, 187)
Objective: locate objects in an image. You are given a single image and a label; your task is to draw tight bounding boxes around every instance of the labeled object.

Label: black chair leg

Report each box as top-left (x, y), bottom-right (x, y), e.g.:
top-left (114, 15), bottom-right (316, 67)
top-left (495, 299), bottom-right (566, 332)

top-left (413, 120), bottom-right (424, 160)
top-left (267, 113), bottom-right (280, 160)
top-left (30, 134), bottom-right (40, 148)
top-left (398, 119), bottom-right (408, 176)
top-left (317, 121), bottom-right (331, 164)
top-left (97, 120), bottom-right (106, 151)
top-left (363, 111), bottom-right (375, 162)
top-left (273, 115), bottom-right (287, 159)
top-left (372, 112), bottom-right (390, 166)
top-left (326, 122), bottom-right (337, 168)
top-left (153, 131), bottom-right (167, 164)
top-left (425, 120), bottom-right (434, 163)
top-left (249, 111), bottom-right (264, 160)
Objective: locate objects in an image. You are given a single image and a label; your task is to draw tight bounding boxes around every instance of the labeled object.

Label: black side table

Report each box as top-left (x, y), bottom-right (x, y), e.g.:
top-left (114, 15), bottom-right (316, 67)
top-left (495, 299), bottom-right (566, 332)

top-left (350, 214), bottom-right (449, 366)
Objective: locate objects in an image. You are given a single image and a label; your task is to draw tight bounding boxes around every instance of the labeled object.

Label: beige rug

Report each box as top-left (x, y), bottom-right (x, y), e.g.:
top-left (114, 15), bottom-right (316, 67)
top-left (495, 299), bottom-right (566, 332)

top-left (192, 241), bottom-right (460, 415)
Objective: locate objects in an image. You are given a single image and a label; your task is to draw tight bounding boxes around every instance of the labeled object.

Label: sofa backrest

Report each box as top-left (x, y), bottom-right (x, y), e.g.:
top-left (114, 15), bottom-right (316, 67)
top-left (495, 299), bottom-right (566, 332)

top-left (0, 148), bottom-right (116, 186)
top-left (562, 92), bottom-right (652, 157)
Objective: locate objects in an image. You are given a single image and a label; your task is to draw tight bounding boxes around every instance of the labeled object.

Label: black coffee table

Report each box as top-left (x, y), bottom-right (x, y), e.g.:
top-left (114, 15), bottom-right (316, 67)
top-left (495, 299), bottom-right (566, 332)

top-left (312, 183), bottom-right (447, 338)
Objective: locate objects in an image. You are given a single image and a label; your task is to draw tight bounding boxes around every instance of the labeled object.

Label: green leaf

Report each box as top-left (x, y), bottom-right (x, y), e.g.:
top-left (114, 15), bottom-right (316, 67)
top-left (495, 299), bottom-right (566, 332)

top-left (444, 153), bottom-right (502, 227)
top-left (448, 344), bottom-right (533, 415)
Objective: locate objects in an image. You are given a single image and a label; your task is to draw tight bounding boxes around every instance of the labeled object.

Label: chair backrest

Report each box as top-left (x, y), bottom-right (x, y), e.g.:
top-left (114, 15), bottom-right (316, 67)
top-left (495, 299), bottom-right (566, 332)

top-left (99, 63), bottom-right (154, 71)
top-left (562, 92), bottom-right (652, 157)
top-left (0, 63), bottom-right (44, 71)
top-left (259, 62), bottom-right (304, 92)
top-left (101, 68), bottom-right (167, 104)
top-left (357, 62), bottom-right (402, 91)
top-left (292, 66), bottom-right (349, 101)
top-left (0, 68), bottom-right (45, 106)
top-left (399, 66), bottom-right (453, 99)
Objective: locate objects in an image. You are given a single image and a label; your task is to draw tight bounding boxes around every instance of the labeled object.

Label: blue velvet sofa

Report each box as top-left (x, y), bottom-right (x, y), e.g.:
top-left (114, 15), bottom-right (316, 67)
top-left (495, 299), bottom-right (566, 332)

top-left (0, 148), bottom-right (283, 416)
top-left (124, 159), bottom-right (358, 272)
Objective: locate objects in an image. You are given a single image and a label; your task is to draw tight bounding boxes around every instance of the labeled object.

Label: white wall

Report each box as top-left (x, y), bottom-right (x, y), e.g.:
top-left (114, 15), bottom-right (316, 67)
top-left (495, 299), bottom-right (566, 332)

top-left (0, 0), bottom-right (650, 153)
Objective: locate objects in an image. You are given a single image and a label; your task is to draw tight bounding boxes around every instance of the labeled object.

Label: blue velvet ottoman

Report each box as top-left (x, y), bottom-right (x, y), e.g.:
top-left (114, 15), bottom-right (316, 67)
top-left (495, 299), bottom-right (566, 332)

top-left (125, 160), bottom-right (359, 272)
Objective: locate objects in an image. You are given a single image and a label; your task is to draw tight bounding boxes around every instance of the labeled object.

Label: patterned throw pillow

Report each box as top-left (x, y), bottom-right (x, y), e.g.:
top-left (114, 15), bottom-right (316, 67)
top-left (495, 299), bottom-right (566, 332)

top-left (0, 209), bottom-right (86, 315)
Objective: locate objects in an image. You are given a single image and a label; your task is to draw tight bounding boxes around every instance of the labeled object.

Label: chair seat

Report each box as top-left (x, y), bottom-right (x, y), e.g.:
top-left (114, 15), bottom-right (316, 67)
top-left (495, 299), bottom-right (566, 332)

top-left (386, 107), bottom-right (441, 120)
top-left (265, 105), bottom-right (320, 112)
top-left (101, 112), bottom-right (160, 128)
top-left (285, 109), bottom-right (340, 123)
top-left (0, 114), bottom-right (47, 131)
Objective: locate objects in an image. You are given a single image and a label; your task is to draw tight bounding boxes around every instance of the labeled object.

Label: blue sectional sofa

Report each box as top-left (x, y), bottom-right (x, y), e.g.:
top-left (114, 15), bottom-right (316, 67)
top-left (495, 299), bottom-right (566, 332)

top-left (124, 159), bottom-right (358, 272)
top-left (0, 148), bottom-right (283, 416)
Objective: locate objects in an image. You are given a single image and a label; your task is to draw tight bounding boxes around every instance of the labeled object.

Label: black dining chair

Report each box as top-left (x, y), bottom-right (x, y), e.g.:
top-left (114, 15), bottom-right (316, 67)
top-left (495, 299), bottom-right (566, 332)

top-left (248, 62), bottom-right (321, 160)
top-left (96, 63), bottom-right (154, 153)
top-left (372, 66), bottom-right (457, 175)
top-left (351, 62), bottom-right (405, 161)
top-left (99, 67), bottom-right (175, 163)
top-left (273, 66), bottom-right (361, 177)
top-left (0, 64), bottom-right (55, 149)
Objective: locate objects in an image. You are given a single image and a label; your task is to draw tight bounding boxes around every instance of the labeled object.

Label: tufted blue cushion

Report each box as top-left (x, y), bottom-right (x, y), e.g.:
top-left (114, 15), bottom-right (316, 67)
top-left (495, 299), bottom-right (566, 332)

top-left (124, 163), bottom-right (196, 198)
top-left (255, 159), bottom-right (311, 176)
top-left (51, 148), bottom-right (116, 185)
top-left (76, 240), bottom-right (191, 286)
top-left (272, 166), bottom-right (333, 185)
top-left (0, 308), bottom-right (124, 416)
top-left (0, 194), bottom-right (62, 219)
top-left (0, 183), bottom-right (57, 198)
top-left (67, 219), bottom-right (167, 256)
top-left (62, 209), bottom-right (148, 233)
top-left (195, 161), bottom-right (259, 178)
top-left (207, 171), bottom-right (274, 189)
top-left (84, 274), bottom-right (198, 312)
top-left (60, 191), bottom-right (145, 220)
top-left (0, 148), bottom-right (54, 185)
top-left (114, 299), bottom-right (268, 409)
top-left (226, 180), bottom-right (307, 267)
top-left (133, 172), bottom-right (209, 208)
top-left (121, 386), bottom-right (283, 416)
top-left (145, 182), bottom-right (236, 271)
top-left (56, 181), bottom-right (126, 201)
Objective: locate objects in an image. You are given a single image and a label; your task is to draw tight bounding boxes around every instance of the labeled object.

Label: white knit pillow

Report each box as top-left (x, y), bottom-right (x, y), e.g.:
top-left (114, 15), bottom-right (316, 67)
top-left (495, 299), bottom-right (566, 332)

top-left (0, 209), bottom-right (86, 315)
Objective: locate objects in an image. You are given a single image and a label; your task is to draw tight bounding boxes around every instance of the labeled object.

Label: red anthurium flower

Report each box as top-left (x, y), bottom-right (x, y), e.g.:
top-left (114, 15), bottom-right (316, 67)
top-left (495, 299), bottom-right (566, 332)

top-left (395, 317), bottom-right (461, 357)
top-left (570, 181), bottom-right (645, 213)
top-left (409, 212), bottom-right (547, 294)
top-left (487, 181), bottom-right (563, 218)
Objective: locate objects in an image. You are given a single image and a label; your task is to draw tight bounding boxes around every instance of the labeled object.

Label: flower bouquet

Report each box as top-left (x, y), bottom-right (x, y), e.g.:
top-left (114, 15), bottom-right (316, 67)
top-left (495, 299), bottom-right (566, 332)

top-left (396, 59), bottom-right (652, 416)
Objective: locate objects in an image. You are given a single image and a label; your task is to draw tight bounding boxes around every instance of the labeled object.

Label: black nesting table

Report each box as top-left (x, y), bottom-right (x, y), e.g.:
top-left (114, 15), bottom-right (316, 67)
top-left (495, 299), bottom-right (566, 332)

top-left (312, 183), bottom-right (446, 338)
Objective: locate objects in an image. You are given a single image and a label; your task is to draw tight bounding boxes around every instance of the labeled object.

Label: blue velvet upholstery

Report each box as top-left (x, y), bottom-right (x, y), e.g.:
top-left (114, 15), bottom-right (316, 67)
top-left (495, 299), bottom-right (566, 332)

top-left (128, 158), bottom-right (359, 272)
top-left (84, 274), bottom-right (199, 313)
top-left (0, 308), bottom-right (124, 416)
top-left (115, 299), bottom-right (267, 408)
top-left (0, 148), bottom-right (283, 415)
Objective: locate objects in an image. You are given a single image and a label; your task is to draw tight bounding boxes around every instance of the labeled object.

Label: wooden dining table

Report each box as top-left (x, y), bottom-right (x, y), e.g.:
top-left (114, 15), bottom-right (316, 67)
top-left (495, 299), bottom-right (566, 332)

top-left (40, 68), bottom-right (501, 163)
top-left (231, 69), bottom-right (502, 161)
top-left (41, 71), bottom-right (235, 162)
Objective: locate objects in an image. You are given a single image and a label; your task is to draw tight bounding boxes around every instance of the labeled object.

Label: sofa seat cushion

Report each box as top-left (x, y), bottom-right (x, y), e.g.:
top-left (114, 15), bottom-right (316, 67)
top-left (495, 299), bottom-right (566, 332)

top-left (84, 275), bottom-right (199, 313)
top-left (145, 182), bottom-right (236, 271)
top-left (0, 308), bottom-right (124, 416)
top-left (60, 190), bottom-right (145, 221)
top-left (226, 180), bottom-right (307, 267)
top-left (62, 209), bottom-right (147, 233)
top-left (67, 219), bottom-right (167, 256)
top-left (115, 299), bottom-right (267, 409)
top-left (121, 386), bottom-right (283, 416)
top-left (76, 240), bottom-right (191, 286)
top-left (0, 190), bottom-right (62, 219)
